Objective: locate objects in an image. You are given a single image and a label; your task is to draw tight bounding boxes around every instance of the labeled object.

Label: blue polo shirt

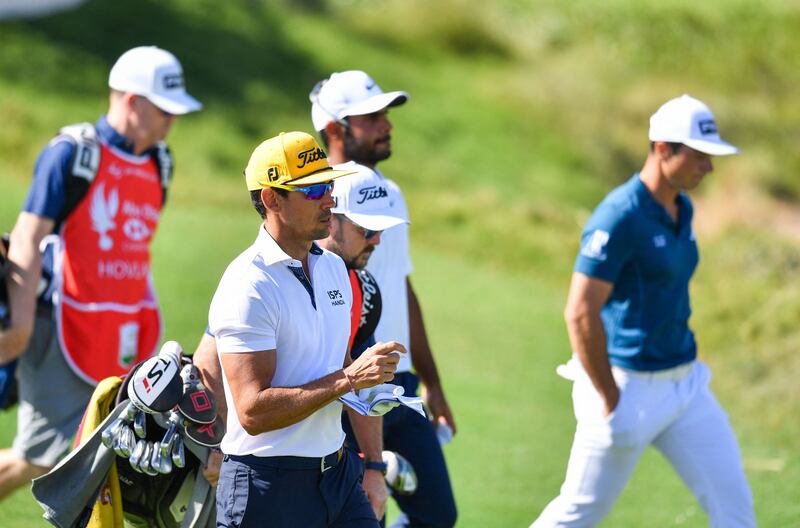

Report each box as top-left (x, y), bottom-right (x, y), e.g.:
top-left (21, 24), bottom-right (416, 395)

top-left (574, 174), bottom-right (699, 371)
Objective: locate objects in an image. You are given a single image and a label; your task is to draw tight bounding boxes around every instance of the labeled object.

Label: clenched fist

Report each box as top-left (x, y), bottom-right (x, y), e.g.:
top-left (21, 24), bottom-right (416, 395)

top-left (344, 341), bottom-right (406, 390)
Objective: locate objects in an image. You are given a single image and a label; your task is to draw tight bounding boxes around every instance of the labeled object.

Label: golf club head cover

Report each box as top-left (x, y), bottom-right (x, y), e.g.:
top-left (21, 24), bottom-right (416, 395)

top-left (183, 416), bottom-right (225, 448)
top-left (177, 381), bottom-right (217, 424)
top-left (127, 342), bottom-right (184, 414)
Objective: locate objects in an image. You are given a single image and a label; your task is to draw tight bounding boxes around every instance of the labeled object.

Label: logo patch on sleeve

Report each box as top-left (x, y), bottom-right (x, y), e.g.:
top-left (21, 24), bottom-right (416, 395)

top-left (581, 230), bottom-right (610, 261)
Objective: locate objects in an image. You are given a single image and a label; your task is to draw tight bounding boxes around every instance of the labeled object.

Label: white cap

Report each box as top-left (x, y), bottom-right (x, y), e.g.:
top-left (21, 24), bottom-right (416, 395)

top-left (310, 70), bottom-right (408, 131)
top-left (648, 94), bottom-right (737, 156)
top-left (331, 162), bottom-right (408, 231)
top-left (108, 46), bottom-right (202, 115)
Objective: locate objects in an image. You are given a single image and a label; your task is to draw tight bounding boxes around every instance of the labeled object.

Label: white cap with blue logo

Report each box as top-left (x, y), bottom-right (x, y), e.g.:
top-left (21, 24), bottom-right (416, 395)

top-left (109, 46), bottom-right (202, 115)
top-left (648, 94), bottom-right (738, 156)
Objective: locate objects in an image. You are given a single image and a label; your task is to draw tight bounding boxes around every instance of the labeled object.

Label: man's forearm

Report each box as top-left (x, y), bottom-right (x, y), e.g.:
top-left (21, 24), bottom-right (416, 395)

top-left (7, 234), bottom-right (41, 333)
top-left (193, 333), bottom-right (228, 423)
top-left (347, 410), bottom-right (382, 461)
top-left (348, 411), bottom-right (388, 519)
top-left (237, 369), bottom-right (353, 435)
top-left (407, 279), bottom-right (441, 389)
top-left (566, 312), bottom-right (618, 411)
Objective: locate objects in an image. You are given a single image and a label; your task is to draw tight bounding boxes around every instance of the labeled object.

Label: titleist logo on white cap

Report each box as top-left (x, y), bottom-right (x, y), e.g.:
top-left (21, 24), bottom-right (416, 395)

top-left (330, 162), bottom-right (407, 232)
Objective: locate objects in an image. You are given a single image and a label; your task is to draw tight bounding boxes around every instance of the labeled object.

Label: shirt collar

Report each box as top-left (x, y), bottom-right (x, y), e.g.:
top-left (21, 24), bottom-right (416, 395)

top-left (256, 226), bottom-right (323, 266)
top-left (95, 115), bottom-right (158, 157)
top-left (631, 173), bottom-right (692, 227)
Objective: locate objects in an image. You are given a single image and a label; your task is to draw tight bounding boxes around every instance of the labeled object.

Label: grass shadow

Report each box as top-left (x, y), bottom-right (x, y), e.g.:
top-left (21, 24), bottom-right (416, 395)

top-left (0, 0), bottom-right (328, 136)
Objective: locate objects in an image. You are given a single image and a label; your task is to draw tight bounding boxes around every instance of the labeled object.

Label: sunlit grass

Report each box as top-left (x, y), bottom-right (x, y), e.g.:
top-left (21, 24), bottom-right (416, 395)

top-left (1, 0), bottom-right (799, 525)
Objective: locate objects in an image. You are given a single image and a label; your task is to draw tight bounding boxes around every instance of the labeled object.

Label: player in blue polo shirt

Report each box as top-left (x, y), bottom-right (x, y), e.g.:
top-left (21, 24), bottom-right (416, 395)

top-left (531, 95), bottom-right (755, 527)
top-left (576, 173), bottom-right (699, 372)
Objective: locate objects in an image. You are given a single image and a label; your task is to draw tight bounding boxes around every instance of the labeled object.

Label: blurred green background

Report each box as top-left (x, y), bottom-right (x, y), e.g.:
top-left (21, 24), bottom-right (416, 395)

top-left (1, 0), bottom-right (799, 526)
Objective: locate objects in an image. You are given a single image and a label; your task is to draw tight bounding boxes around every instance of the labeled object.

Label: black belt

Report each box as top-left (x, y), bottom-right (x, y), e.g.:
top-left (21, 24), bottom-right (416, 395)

top-left (227, 446), bottom-right (344, 473)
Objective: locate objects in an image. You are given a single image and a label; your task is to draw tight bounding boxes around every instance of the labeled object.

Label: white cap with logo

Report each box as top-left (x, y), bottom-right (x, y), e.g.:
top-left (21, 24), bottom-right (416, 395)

top-left (109, 46), bottom-right (202, 115)
top-left (331, 162), bottom-right (408, 231)
top-left (310, 70), bottom-right (408, 131)
top-left (648, 94), bottom-right (738, 156)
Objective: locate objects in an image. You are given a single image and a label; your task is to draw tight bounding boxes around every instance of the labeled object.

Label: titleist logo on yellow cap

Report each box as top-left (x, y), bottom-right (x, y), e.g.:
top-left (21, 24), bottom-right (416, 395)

top-left (244, 131), bottom-right (352, 191)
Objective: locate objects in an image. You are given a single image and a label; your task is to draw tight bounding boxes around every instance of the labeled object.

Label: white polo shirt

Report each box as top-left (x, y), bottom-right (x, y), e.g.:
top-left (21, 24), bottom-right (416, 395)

top-left (208, 226), bottom-right (352, 457)
top-left (337, 163), bottom-right (414, 373)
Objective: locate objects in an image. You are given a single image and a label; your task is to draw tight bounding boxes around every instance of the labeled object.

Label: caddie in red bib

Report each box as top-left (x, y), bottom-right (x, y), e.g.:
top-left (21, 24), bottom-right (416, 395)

top-left (0, 46), bottom-right (201, 499)
top-left (58, 142), bottom-right (165, 384)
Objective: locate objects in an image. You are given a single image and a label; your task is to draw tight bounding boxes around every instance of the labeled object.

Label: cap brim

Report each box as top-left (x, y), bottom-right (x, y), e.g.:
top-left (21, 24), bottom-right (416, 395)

top-left (288, 167), bottom-right (357, 186)
top-left (342, 91), bottom-right (408, 118)
top-left (148, 91), bottom-right (203, 115)
top-left (683, 138), bottom-right (739, 156)
top-left (343, 211), bottom-right (408, 231)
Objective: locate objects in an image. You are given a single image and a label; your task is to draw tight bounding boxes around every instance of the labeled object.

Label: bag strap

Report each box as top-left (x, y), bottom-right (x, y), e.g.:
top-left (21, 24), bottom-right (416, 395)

top-left (57, 123), bottom-right (174, 221)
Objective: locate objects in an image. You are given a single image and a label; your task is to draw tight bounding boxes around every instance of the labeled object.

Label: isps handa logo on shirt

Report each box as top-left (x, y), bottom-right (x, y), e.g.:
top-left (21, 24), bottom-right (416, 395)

top-left (327, 289), bottom-right (345, 306)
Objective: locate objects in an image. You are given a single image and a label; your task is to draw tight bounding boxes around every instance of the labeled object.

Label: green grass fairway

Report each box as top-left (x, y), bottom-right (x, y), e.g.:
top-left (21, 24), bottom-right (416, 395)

top-left (2, 221), bottom-right (798, 526)
top-left (0, 242), bottom-right (714, 527)
top-left (1, 0), bottom-right (800, 526)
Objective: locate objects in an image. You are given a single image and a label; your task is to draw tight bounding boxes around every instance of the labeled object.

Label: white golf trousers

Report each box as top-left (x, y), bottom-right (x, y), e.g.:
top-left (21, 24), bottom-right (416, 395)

top-left (531, 361), bottom-right (755, 528)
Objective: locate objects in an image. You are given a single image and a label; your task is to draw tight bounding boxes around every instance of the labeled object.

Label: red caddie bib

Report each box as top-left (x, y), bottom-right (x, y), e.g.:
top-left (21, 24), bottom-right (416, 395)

top-left (57, 143), bottom-right (163, 384)
top-left (348, 269), bottom-right (363, 354)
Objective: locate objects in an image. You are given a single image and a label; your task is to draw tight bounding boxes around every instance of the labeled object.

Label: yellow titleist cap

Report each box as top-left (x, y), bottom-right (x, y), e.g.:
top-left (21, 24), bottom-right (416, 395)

top-left (244, 131), bottom-right (354, 191)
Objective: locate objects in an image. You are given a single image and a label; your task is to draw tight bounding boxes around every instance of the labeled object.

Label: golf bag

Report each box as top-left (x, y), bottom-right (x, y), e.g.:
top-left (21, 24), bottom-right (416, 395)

top-left (0, 233), bottom-right (57, 409)
top-left (0, 234), bottom-right (16, 409)
top-left (32, 343), bottom-right (221, 528)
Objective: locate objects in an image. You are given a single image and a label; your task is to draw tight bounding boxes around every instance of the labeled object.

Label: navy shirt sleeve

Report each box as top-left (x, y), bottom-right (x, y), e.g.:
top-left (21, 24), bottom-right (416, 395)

top-left (574, 201), bottom-right (634, 283)
top-left (22, 137), bottom-right (75, 222)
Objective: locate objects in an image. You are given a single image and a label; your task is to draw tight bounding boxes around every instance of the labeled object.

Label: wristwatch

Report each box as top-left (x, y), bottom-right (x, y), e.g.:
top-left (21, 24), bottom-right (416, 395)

top-left (364, 460), bottom-right (388, 475)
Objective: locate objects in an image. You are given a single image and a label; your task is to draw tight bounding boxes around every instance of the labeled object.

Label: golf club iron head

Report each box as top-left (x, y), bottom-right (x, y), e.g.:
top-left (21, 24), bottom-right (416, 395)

top-left (125, 426), bottom-right (137, 457)
top-left (113, 425), bottom-right (134, 458)
top-left (129, 439), bottom-right (147, 473)
top-left (171, 435), bottom-right (186, 469)
top-left (154, 443), bottom-right (173, 474)
top-left (149, 441), bottom-right (171, 475)
top-left (112, 432), bottom-right (125, 458)
top-left (101, 417), bottom-right (125, 449)
top-left (133, 408), bottom-right (147, 439)
top-left (136, 441), bottom-right (151, 475)
top-left (159, 413), bottom-right (180, 457)
top-left (141, 442), bottom-right (159, 476)
top-left (123, 401), bottom-right (138, 422)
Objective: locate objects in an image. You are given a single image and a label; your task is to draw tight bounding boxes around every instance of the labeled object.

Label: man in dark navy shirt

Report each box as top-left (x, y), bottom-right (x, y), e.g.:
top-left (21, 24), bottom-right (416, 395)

top-left (531, 95), bottom-right (755, 527)
top-left (0, 46), bottom-right (201, 500)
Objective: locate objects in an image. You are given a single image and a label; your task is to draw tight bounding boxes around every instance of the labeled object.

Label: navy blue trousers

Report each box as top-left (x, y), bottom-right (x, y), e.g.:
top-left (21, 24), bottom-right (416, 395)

top-left (343, 372), bottom-right (457, 528)
top-left (216, 447), bottom-right (379, 527)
